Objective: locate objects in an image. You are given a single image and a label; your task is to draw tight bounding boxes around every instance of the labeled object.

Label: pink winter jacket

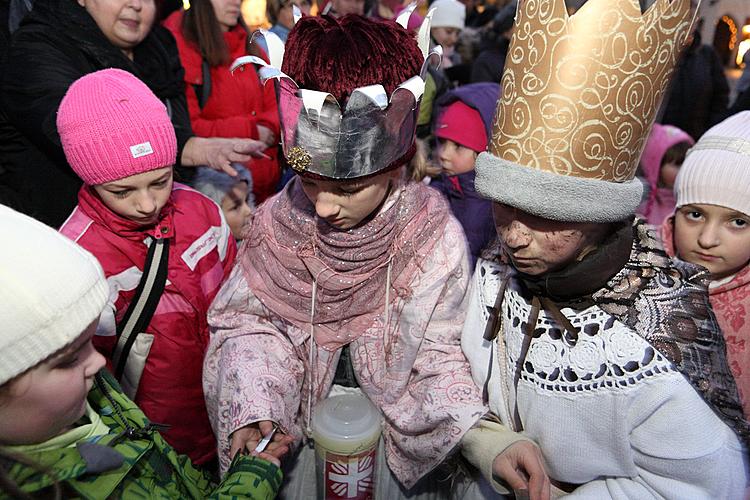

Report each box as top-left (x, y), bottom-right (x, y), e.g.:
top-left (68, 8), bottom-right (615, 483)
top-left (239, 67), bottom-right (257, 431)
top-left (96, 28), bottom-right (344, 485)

top-left (203, 189), bottom-right (486, 487)
top-left (60, 183), bottom-right (237, 464)
top-left (661, 216), bottom-right (750, 418)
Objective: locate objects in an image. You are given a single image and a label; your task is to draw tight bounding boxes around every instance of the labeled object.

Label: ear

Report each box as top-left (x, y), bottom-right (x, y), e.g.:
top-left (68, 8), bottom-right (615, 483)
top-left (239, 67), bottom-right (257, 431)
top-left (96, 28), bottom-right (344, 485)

top-left (77, 0), bottom-right (86, 7)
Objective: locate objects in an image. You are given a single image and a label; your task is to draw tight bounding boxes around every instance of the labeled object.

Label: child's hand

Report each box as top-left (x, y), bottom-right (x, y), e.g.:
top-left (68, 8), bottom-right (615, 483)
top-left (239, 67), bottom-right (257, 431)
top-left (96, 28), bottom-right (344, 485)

top-left (492, 441), bottom-right (551, 500)
top-left (230, 421), bottom-right (294, 466)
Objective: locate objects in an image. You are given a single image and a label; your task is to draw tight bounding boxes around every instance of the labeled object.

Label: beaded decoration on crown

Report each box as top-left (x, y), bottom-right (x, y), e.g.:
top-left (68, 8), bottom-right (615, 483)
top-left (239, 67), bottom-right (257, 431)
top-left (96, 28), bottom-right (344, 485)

top-left (491, 0), bottom-right (698, 182)
top-left (232, 6), bottom-right (441, 179)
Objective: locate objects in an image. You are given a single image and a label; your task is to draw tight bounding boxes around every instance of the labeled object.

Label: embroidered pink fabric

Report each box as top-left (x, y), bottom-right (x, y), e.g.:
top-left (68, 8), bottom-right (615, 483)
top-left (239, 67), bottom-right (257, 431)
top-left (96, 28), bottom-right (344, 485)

top-left (241, 177), bottom-right (449, 351)
top-left (203, 179), bottom-right (487, 486)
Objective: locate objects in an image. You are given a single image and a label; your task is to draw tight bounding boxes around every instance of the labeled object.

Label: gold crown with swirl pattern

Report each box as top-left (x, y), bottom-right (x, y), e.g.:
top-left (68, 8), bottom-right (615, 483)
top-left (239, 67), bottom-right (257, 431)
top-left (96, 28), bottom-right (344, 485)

top-left (474, 0), bottom-right (699, 222)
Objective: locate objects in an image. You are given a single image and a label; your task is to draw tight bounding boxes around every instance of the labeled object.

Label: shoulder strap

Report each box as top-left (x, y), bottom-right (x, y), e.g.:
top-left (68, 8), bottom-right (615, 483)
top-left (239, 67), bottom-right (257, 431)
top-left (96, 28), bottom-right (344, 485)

top-left (192, 58), bottom-right (212, 110)
top-left (112, 237), bottom-right (170, 380)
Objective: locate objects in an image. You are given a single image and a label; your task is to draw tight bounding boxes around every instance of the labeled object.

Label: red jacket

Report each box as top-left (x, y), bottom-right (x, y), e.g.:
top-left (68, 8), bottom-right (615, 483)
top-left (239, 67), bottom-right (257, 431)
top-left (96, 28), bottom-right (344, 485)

top-left (164, 12), bottom-right (281, 202)
top-left (60, 183), bottom-right (237, 465)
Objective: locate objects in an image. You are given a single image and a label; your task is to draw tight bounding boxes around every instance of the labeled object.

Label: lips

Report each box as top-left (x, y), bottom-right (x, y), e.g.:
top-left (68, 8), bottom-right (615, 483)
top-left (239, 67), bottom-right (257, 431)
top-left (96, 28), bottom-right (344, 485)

top-left (119, 18), bottom-right (139, 29)
top-left (693, 251), bottom-right (720, 262)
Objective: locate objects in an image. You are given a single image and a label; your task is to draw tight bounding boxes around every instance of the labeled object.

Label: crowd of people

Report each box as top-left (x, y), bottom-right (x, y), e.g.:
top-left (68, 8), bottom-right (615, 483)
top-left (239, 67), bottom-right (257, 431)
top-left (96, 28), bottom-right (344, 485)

top-left (1, 0), bottom-right (750, 498)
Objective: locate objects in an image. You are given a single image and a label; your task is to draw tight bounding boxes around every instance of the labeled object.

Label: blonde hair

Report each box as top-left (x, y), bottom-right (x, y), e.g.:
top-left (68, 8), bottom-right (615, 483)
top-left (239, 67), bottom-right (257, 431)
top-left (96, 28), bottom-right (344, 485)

top-left (407, 139), bottom-right (442, 182)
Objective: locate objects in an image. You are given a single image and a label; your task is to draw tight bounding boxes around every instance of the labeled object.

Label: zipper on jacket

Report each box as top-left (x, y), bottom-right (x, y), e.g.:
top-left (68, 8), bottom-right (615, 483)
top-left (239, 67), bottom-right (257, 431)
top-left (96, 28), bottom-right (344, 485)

top-left (94, 373), bottom-right (170, 446)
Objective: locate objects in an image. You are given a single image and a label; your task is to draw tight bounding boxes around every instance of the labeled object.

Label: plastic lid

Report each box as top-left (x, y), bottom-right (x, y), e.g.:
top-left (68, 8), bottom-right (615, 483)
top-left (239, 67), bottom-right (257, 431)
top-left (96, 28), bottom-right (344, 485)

top-left (312, 393), bottom-right (382, 453)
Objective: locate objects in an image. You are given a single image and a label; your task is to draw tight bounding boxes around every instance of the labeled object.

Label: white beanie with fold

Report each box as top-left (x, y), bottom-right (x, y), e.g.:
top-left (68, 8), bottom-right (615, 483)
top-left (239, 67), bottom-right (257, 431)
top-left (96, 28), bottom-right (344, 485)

top-left (674, 111), bottom-right (750, 217)
top-left (430, 0), bottom-right (466, 29)
top-left (0, 205), bottom-right (108, 386)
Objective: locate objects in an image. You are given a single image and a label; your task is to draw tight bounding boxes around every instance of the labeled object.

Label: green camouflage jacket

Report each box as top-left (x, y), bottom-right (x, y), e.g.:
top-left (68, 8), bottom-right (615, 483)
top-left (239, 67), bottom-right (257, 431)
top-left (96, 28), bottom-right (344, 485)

top-left (1, 371), bottom-right (281, 499)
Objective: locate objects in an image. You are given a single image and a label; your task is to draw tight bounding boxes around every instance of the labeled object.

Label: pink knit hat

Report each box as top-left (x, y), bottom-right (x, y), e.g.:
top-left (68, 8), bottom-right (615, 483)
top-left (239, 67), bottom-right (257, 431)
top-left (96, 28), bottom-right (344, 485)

top-left (674, 111), bottom-right (750, 217)
top-left (640, 123), bottom-right (694, 189)
top-left (57, 69), bottom-right (177, 185)
top-left (435, 101), bottom-right (487, 153)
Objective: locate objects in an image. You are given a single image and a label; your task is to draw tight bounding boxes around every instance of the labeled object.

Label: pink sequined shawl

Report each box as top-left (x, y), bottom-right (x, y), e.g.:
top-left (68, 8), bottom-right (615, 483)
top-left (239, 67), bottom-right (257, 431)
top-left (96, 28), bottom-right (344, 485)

top-left (241, 177), bottom-right (450, 351)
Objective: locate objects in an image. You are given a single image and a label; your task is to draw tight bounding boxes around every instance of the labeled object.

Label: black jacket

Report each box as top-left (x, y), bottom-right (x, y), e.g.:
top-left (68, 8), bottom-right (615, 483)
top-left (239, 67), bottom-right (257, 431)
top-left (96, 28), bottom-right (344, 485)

top-left (0, 0), bottom-right (193, 227)
top-left (659, 40), bottom-right (729, 141)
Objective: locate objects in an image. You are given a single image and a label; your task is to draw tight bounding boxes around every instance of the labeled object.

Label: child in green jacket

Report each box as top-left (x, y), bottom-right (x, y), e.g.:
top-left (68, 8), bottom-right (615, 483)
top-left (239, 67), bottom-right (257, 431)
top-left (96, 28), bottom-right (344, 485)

top-left (0, 204), bottom-right (285, 499)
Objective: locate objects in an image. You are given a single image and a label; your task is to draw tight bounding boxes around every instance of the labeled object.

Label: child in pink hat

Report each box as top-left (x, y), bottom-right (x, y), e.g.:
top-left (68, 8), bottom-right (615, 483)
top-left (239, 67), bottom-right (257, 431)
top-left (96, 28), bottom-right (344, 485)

top-left (431, 83), bottom-right (500, 267)
top-left (636, 123), bottom-right (694, 226)
top-left (57, 68), bottom-right (239, 467)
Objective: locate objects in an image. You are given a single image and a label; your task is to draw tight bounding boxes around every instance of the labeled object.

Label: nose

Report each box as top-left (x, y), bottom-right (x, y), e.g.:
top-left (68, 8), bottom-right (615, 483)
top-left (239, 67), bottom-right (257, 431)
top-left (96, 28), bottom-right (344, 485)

top-left (128, 0), bottom-right (143, 10)
top-left (438, 144), bottom-right (452, 164)
top-left (85, 347), bottom-right (107, 377)
top-left (314, 195), bottom-right (340, 220)
top-left (135, 191), bottom-right (157, 215)
top-left (503, 219), bottom-right (532, 250)
top-left (698, 222), bottom-right (720, 249)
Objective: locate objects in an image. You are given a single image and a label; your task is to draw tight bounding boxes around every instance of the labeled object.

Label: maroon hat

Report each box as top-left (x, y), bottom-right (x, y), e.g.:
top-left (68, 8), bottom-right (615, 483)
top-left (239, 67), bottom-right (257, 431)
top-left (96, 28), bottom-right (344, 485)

top-left (281, 15), bottom-right (424, 104)
top-left (435, 101), bottom-right (487, 153)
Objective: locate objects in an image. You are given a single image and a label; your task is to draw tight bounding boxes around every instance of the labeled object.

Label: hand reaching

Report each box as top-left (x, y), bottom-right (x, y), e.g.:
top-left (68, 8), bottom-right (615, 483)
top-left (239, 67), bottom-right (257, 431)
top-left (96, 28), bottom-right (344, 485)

top-left (492, 441), bottom-right (551, 500)
top-left (256, 125), bottom-right (276, 148)
top-left (230, 420), bottom-right (294, 467)
top-left (181, 137), bottom-right (270, 176)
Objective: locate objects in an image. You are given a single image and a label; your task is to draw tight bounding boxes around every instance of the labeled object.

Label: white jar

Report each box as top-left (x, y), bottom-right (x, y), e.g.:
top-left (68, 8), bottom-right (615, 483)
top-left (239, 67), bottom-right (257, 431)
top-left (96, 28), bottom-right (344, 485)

top-left (312, 393), bottom-right (382, 499)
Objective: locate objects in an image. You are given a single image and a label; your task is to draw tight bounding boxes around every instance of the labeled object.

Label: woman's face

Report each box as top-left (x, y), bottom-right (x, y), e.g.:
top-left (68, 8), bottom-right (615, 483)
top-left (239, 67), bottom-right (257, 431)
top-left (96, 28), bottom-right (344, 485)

top-left (298, 170), bottom-right (396, 230)
top-left (210, 0), bottom-right (242, 31)
top-left (78, 0), bottom-right (156, 57)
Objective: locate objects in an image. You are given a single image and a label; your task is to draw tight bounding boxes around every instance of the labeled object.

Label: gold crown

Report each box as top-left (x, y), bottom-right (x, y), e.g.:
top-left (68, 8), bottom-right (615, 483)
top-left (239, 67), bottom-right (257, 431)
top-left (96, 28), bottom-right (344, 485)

top-left (490, 0), bottom-right (696, 182)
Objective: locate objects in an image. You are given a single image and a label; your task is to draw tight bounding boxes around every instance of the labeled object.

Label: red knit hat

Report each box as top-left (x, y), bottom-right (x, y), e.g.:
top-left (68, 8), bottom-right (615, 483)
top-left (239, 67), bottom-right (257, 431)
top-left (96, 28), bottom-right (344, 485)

top-left (435, 101), bottom-right (487, 152)
top-left (57, 69), bottom-right (177, 186)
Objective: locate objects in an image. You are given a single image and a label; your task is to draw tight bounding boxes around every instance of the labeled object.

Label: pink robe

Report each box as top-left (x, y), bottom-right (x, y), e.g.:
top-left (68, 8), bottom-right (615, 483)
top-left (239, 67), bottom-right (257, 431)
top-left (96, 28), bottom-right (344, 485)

top-left (203, 181), bottom-right (486, 487)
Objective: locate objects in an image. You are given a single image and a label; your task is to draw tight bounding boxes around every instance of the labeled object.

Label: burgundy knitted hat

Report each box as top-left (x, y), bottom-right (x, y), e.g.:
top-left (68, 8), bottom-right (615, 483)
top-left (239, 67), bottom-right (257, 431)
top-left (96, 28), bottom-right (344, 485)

top-left (281, 15), bottom-right (424, 105)
top-left (57, 69), bottom-right (177, 186)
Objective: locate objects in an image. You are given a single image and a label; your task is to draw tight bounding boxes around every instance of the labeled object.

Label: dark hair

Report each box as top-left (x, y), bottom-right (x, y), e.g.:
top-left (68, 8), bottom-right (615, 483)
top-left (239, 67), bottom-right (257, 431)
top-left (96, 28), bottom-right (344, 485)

top-left (182, 0), bottom-right (263, 67)
top-left (266, 0), bottom-right (284, 25)
top-left (662, 141), bottom-right (692, 167)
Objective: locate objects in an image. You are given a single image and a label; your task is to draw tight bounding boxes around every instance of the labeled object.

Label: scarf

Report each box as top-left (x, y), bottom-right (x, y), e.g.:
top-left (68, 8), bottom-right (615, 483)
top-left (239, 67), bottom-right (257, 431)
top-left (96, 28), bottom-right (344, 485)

top-left (241, 177), bottom-right (450, 351)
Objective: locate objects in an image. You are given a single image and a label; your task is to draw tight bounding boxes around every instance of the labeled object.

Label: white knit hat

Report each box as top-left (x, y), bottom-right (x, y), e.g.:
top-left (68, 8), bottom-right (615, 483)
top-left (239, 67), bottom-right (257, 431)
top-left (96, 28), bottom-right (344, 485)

top-left (674, 111), bottom-right (750, 217)
top-left (0, 205), bottom-right (108, 385)
top-left (430, 0), bottom-right (465, 29)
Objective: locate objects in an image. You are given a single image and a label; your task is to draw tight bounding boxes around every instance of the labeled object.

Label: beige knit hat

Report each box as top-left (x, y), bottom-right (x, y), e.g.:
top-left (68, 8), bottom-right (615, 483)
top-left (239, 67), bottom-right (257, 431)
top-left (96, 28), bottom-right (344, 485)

top-left (430, 0), bottom-right (465, 30)
top-left (674, 111), bottom-right (750, 217)
top-left (0, 205), bottom-right (108, 385)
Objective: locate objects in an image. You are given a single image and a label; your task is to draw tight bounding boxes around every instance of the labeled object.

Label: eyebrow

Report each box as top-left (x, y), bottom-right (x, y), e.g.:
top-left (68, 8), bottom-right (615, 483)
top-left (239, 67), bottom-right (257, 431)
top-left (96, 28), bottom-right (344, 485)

top-left (106, 172), bottom-right (171, 189)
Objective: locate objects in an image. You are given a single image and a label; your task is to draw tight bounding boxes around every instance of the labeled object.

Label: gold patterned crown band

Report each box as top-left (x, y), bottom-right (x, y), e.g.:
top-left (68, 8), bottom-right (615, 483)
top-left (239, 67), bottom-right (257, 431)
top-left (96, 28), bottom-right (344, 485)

top-left (490, 0), bottom-right (698, 183)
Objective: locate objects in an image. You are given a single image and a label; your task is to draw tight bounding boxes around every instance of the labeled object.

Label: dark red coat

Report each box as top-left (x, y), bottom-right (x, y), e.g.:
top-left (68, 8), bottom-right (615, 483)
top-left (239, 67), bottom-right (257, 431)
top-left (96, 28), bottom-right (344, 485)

top-left (165, 12), bottom-right (280, 202)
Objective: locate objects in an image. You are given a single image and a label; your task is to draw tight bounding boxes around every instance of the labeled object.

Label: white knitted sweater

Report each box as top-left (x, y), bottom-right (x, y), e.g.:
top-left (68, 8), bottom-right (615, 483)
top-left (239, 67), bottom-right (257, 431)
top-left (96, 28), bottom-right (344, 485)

top-left (462, 258), bottom-right (748, 499)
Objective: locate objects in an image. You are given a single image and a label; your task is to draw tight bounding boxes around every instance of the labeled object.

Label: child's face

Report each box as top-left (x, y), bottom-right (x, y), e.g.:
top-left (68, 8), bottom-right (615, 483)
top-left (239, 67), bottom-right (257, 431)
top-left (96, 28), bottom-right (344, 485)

top-left (674, 203), bottom-right (750, 280)
top-left (298, 170), bottom-right (396, 230)
top-left (437, 138), bottom-right (478, 175)
top-left (432, 27), bottom-right (461, 49)
top-left (659, 161), bottom-right (680, 189)
top-left (93, 167), bottom-right (173, 226)
top-left (221, 180), bottom-right (253, 239)
top-left (0, 322), bottom-right (105, 445)
top-left (493, 203), bottom-right (608, 276)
